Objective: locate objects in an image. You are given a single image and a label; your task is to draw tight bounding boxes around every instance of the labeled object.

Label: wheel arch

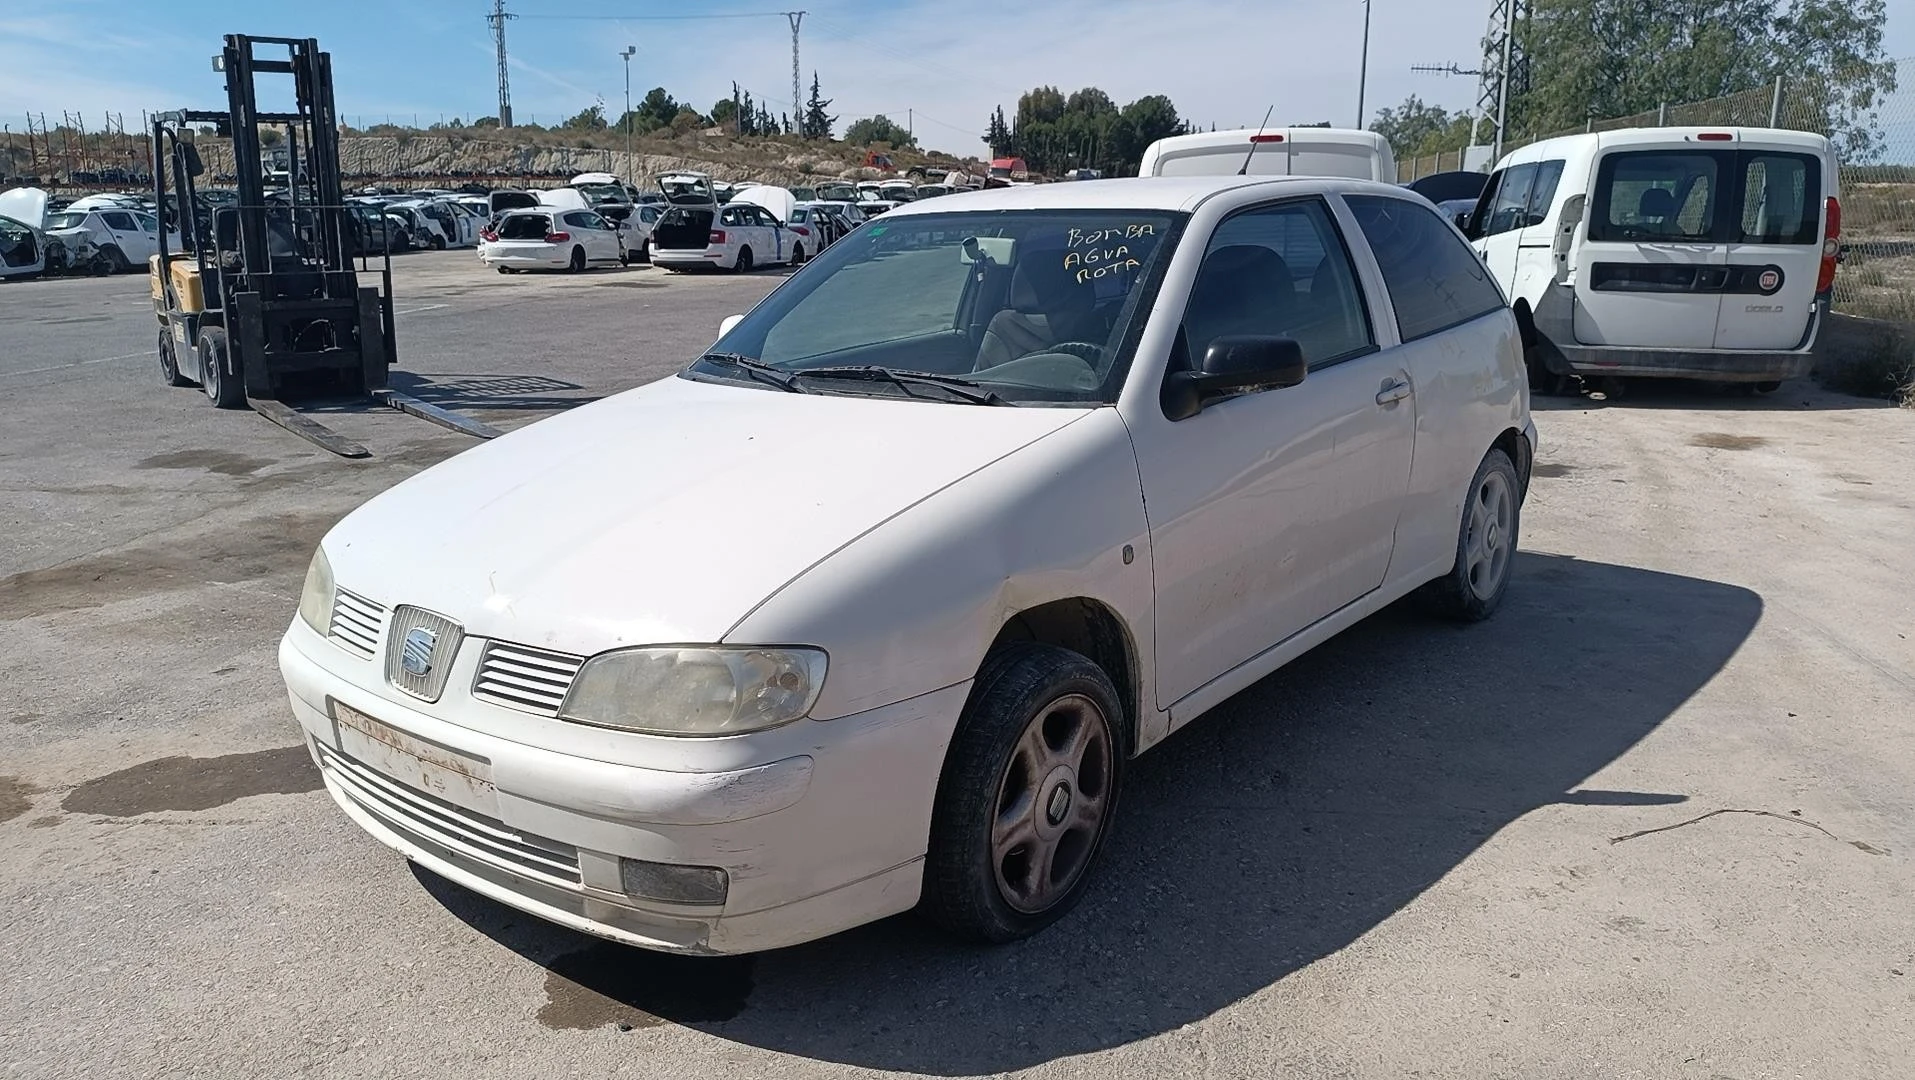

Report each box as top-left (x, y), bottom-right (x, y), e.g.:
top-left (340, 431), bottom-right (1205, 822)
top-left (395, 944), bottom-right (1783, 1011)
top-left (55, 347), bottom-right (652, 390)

top-left (981, 597), bottom-right (1140, 758)
top-left (1493, 425), bottom-right (1533, 498)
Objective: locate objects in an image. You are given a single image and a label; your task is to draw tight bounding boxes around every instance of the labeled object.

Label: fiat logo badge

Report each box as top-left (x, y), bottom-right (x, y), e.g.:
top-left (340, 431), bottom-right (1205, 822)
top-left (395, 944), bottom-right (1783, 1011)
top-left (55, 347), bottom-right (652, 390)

top-left (1758, 269), bottom-right (1781, 292)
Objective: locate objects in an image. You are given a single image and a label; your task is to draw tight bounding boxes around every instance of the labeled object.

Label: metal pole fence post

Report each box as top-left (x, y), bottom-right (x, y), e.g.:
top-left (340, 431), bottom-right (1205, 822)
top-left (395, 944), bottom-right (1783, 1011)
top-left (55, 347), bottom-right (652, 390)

top-left (1770, 74), bottom-right (1784, 127)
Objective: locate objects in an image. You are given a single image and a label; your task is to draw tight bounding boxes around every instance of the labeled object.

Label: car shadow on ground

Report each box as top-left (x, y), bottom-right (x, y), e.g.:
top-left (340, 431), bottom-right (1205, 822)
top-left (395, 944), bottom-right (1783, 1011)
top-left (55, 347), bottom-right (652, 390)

top-left (1529, 377), bottom-right (1887, 412)
top-left (418, 551), bottom-right (1760, 1073)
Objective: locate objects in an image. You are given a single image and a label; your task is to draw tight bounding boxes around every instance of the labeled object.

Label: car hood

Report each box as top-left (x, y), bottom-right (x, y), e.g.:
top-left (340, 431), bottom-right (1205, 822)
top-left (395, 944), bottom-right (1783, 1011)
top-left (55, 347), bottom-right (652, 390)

top-left (323, 376), bottom-right (1091, 656)
top-left (729, 184), bottom-right (796, 223)
top-left (0, 187), bottom-right (49, 229)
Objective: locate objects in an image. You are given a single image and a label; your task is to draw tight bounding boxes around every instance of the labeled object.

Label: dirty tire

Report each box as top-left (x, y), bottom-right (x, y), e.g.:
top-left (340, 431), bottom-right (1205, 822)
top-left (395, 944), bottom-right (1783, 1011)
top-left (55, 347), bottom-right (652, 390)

top-left (100, 244), bottom-right (131, 273)
top-left (1524, 344), bottom-right (1576, 397)
top-left (568, 246), bottom-right (586, 273)
top-left (922, 642), bottom-right (1125, 944)
top-left (430, 234), bottom-right (446, 251)
top-left (198, 327), bottom-right (244, 409)
top-left (790, 242), bottom-right (805, 265)
top-left (735, 246), bottom-right (754, 274)
top-left (158, 329), bottom-right (192, 387)
top-left (1416, 448), bottom-right (1520, 622)
top-left (496, 265), bottom-right (513, 274)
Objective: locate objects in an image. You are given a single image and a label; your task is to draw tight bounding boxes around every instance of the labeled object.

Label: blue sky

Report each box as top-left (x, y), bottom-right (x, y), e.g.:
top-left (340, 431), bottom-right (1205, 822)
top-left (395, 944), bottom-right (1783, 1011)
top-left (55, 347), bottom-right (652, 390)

top-left (2, 1), bottom-right (1911, 158)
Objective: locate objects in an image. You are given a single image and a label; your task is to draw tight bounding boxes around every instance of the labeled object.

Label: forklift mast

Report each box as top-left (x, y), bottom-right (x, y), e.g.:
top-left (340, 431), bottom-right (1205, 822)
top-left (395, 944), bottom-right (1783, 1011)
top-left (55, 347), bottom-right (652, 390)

top-left (221, 34), bottom-right (350, 278)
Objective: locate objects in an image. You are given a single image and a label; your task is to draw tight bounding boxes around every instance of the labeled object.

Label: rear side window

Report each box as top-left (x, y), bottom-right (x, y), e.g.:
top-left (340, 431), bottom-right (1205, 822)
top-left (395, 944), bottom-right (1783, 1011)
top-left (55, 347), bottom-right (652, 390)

top-left (1346, 195), bottom-right (1508, 342)
top-left (498, 214), bottom-right (549, 239)
top-left (1738, 152), bottom-right (1820, 244)
top-left (1590, 151), bottom-right (1720, 242)
top-left (102, 211), bottom-right (139, 231)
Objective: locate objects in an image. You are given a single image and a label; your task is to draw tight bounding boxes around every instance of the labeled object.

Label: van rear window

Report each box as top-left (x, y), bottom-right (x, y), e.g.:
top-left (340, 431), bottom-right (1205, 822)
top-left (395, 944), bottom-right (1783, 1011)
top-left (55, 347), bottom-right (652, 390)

top-left (1589, 148), bottom-right (1821, 246)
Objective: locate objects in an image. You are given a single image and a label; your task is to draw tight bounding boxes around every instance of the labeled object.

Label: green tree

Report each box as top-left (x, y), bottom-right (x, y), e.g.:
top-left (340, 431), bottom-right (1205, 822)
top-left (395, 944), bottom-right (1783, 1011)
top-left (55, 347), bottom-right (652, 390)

top-left (802, 72), bottom-right (837, 139)
top-left (1369, 95), bottom-right (1459, 158)
top-left (844, 114), bottom-right (917, 149)
top-left (562, 103), bottom-right (608, 131)
top-left (988, 87), bottom-right (1185, 176)
top-left (983, 105), bottom-right (1010, 153)
top-left (472, 116), bottom-right (500, 128)
top-left (637, 87), bottom-right (680, 132)
top-left (1519, 0), bottom-right (1897, 156)
top-left (711, 97), bottom-right (738, 128)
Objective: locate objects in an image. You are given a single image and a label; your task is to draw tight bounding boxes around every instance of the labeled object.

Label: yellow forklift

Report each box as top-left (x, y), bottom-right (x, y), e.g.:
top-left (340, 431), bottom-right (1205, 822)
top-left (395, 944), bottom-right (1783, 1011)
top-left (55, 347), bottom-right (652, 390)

top-left (150, 34), bottom-right (497, 458)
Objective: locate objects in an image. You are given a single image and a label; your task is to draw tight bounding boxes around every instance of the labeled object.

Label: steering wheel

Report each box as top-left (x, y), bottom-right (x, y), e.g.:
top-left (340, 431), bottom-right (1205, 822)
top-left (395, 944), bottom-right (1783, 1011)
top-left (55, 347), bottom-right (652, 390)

top-left (1044, 341), bottom-right (1104, 364)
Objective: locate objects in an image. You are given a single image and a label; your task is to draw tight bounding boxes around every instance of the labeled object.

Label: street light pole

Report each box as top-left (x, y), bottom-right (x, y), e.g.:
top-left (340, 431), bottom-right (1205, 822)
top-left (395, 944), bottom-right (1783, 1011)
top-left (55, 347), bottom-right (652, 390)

top-left (1356, 0), bottom-right (1372, 129)
top-left (620, 45), bottom-right (636, 180)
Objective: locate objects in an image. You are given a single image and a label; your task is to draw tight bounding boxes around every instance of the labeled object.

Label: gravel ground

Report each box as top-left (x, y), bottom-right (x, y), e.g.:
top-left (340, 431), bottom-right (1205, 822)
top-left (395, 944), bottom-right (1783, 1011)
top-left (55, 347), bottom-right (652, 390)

top-left (2, 250), bottom-right (1911, 1080)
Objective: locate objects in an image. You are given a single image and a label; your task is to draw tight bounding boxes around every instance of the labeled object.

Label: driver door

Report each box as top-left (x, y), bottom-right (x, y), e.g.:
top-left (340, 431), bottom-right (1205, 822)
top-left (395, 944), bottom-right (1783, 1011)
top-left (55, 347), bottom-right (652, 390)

top-left (1137, 196), bottom-right (1415, 708)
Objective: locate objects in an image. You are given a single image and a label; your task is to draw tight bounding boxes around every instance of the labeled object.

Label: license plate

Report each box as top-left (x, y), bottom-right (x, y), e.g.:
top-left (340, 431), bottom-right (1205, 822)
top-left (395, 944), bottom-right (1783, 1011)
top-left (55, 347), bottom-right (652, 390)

top-left (331, 701), bottom-right (499, 815)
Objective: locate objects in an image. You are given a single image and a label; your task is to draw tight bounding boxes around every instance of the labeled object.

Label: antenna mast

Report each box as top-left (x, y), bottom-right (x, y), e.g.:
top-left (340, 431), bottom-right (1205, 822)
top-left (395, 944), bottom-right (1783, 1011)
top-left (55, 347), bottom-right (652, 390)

top-left (785, 11), bottom-right (805, 130)
top-left (489, 0), bottom-right (517, 128)
top-left (1475, 0), bottom-right (1528, 159)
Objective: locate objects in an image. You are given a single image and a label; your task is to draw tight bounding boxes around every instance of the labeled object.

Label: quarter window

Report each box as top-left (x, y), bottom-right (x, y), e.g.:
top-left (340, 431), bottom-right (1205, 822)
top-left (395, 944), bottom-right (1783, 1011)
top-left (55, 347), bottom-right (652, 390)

top-left (1345, 194), bottom-right (1507, 342)
top-left (1182, 198), bottom-right (1374, 370)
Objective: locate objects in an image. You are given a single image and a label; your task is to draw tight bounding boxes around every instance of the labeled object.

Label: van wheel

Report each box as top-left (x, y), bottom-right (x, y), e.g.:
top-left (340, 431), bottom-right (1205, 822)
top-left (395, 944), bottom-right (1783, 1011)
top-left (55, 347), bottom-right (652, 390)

top-left (1416, 449), bottom-right (1519, 622)
top-left (159, 329), bottom-right (193, 387)
top-left (198, 328), bottom-right (244, 409)
top-left (734, 247), bottom-right (754, 274)
top-left (1524, 345), bottom-right (1577, 397)
top-left (568, 246), bottom-right (586, 273)
top-left (923, 642), bottom-right (1124, 943)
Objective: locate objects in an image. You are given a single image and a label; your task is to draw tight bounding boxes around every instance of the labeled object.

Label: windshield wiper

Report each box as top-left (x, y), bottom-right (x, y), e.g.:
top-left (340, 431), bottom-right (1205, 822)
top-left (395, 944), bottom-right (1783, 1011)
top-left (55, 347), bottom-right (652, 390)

top-left (697, 352), bottom-right (807, 393)
top-left (794, 366), bottom-right (1007, 405)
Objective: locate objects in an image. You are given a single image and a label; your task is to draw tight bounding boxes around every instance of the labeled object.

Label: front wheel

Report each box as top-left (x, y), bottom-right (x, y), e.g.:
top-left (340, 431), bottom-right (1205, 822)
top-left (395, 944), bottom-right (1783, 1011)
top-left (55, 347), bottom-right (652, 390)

top-left (1416, 448), bottom-right (1519, 621)
top-left (922, 643), bottom-right (1124, 943)
top-left (430, 234), bottom-right (446, 251)
top-left (198, 328), bottom-right (244, 409)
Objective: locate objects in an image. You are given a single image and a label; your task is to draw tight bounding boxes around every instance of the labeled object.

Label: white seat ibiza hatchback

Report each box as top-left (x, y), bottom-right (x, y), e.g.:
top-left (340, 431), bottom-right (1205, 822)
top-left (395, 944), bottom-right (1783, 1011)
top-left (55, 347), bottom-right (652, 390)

top-left (281, 176), bottom-right (1536, 955)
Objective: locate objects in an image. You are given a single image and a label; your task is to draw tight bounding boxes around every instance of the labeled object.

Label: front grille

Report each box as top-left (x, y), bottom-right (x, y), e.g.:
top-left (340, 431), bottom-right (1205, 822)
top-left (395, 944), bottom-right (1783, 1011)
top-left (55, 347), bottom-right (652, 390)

top-left (329, 589), bottom-right (385, 658)
top-left (383, 606), bottom-right (463, 702)
top-left (472, 642), bottom-right (585, 716)
top-left (318, 742), bottom-right (581, 887)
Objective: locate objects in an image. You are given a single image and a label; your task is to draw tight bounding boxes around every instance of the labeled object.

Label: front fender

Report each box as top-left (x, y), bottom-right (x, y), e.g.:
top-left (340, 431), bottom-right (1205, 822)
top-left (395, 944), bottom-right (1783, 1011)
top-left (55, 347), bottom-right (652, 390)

top-left (726, 407), bottom-right (1157, 737)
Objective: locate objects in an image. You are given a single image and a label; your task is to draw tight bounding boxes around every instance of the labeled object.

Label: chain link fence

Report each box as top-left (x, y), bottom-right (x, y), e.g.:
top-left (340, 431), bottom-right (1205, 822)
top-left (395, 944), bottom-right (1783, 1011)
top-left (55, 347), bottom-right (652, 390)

top-left (1396, 62), bottom-right (1914, 322)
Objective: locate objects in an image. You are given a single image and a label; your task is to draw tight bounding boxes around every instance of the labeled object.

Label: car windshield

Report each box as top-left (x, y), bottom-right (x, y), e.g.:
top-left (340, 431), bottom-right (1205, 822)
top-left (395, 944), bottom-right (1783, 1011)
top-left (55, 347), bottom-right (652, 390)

top-left (689, 209), bottom-right (1183, 406)
top-left (44, 212), bottom-right (87, 230)
top-left (497, 213), bottom-right (551, 239)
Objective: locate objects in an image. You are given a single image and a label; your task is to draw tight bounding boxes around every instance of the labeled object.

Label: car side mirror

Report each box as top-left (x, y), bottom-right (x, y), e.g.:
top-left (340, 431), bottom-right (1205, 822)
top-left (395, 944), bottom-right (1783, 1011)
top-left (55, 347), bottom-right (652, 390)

top-left (1162, 336), bottom-right (1306, 420)
top-left (1453, 211), bottom-right (1473, 232)
top-left (719, 314), bottom-right (744, 337)
top-left (181, 143), bottom-right (205, 178)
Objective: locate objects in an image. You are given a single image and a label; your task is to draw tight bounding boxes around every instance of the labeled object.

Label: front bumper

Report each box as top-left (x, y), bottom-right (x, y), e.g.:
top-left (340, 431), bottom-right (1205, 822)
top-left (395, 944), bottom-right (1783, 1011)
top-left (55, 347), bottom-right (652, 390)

top-left (279, 624), bottom-right (966, 954)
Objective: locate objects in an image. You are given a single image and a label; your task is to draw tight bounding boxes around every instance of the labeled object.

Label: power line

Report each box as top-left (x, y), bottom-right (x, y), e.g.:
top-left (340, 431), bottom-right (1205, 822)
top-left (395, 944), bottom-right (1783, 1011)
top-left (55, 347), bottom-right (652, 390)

top-left (514, 11), bottom-right (786, 19)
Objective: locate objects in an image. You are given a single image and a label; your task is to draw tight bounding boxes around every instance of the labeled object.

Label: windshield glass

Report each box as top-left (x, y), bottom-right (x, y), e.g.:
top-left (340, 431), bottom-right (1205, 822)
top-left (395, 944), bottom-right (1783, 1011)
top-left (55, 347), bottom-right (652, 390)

top-left (689, 209), bottom-right (1183, 405)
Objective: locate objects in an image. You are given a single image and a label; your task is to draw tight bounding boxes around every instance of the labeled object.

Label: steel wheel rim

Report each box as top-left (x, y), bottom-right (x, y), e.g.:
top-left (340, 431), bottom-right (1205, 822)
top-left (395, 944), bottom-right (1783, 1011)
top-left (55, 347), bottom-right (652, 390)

top-left (1466, 469), bottom-right (1514, 599)
top-left (990, 692), bottom-right (1112, 915)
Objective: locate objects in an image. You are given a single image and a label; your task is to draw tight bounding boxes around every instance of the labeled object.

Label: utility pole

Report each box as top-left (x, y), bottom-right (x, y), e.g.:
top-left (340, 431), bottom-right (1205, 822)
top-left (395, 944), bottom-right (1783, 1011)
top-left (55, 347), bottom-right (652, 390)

top-left (785, 11), bottom-right (805, 127)
top-left (621, 45), bottom-right (636, 179)
top-left (1357, 0), bottom-right (1372, 129)
top-left (488, 0), bottom-right (516, 128)
top-left (1475, 0), bottom-right (1528, 160)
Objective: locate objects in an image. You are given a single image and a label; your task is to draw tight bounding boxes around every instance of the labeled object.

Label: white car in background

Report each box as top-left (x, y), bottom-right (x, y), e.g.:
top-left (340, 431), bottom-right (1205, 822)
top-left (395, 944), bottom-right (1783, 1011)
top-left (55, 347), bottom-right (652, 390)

top-left (650, 179), bottom-right (804, 272)
top-left (281, 174), bottom-right (1535, 957)
top-left (479, 207), bottom-right (625, 273)
top-left (615, 202), bottom-right (663, 263)
top-left (0, 187), bottom-right (99, 277)
top-left (42, 205), bottom-right (178, 272)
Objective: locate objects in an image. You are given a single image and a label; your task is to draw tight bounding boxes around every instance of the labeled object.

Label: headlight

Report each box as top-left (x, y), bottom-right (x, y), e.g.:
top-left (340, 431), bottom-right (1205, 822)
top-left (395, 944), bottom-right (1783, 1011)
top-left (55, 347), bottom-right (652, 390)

top-left (297, 547), bottom-right (334, 634)
top-left (560, 646), bottom-right (827, 737)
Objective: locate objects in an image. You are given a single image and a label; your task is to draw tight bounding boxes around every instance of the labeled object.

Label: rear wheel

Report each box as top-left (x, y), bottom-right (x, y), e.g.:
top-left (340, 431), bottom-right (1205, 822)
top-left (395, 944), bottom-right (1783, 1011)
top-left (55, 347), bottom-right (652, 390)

top-left (496, 266), bottom-right (513, 275)
top-left (790, 242), bottom-right (805, 265)
top-left (158, 329), bottom-right (192, 387)
top-left (198, 328), bottom-right (244, 409)
top-left (734, 246), bottom-right (754, 274)
top-left (1416, 449), bottom-right (1519, 622)
top-left (1524, 344), bottom-right (1577, 397)
top-left (568, 246), bottom-right (586, 273)
top-left (100, 244), bottom-right (131, 273)
top-left (922, 643), bottom-right (1124, 943)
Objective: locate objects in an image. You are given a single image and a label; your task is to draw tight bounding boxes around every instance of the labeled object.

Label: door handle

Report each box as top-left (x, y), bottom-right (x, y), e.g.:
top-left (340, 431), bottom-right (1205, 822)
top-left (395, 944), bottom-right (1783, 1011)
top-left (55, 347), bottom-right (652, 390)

top-left (1376, 379), bottom-right (1412, 406)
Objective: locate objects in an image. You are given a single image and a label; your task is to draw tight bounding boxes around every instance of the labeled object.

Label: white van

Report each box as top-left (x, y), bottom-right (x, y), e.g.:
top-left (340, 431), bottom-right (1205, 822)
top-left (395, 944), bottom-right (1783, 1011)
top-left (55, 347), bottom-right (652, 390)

top-left (1467, 127), bottom-right (1839, 392)
top-left (1137, 128), bottom-right (1396, 182)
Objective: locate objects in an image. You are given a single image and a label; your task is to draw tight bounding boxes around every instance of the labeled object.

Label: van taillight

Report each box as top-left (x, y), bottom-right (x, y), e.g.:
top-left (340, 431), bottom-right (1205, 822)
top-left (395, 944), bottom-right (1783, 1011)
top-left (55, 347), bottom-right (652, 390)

top-left (544, 230), bottom-right (570, 244)
top-left (1249, 134), bottom-right (1285, 144)
top-left (709, 229), bottom-right (727, 244)
top-left (1817, 197), bottom-right (1841, 294)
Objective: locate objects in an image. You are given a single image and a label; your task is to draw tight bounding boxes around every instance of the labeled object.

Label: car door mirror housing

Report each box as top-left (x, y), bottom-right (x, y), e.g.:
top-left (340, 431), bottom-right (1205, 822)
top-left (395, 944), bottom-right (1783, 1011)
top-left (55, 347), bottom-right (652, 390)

top-left (1162, 336), bottom-right (1307, 420)
top-left (719, 314), bottom-right (745, 337)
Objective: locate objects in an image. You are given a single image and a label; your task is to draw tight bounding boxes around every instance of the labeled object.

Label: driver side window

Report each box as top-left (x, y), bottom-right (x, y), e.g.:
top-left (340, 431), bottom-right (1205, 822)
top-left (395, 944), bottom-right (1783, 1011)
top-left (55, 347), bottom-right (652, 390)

top-left (1180, 198), bottom-right (1375, 373)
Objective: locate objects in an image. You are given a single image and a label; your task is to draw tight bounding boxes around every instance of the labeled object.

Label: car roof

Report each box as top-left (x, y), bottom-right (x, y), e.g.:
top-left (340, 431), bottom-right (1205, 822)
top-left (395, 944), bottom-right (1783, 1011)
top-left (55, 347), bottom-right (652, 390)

top-left (881, 175), bottom-right (1410, 217)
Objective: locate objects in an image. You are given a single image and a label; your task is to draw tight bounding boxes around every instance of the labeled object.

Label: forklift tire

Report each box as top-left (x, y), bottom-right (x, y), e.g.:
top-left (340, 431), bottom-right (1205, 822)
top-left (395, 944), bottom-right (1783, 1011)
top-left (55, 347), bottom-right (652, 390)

top-left (199, 328), bottom-right (244, 410)
top-left (159, 329), bottom-right (193, 388)
top-left (568, 246), bottom-right (587, 273)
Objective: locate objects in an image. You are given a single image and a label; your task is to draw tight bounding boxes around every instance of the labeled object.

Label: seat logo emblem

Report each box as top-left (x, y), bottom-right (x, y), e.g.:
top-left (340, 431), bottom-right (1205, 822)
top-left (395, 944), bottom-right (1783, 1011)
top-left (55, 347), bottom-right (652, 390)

top-left (401, 627), bottom-right (437, 676)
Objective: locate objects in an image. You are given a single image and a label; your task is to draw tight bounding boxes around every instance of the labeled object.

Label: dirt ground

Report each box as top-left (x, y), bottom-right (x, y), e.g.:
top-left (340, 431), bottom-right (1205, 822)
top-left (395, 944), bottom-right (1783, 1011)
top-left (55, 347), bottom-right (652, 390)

top-left (1, 253), bottom-right (1912, 1079)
